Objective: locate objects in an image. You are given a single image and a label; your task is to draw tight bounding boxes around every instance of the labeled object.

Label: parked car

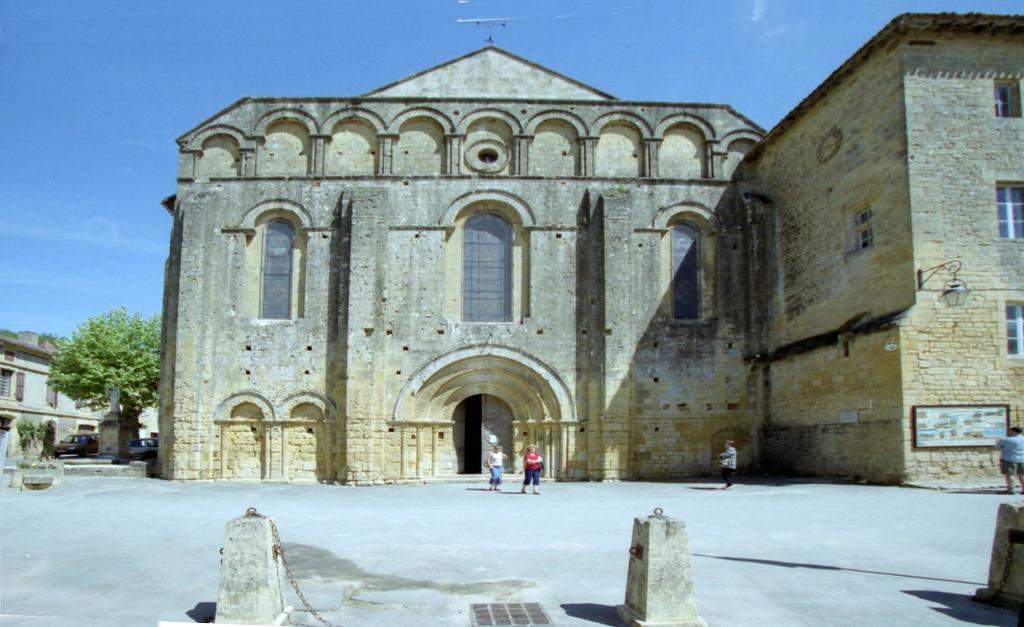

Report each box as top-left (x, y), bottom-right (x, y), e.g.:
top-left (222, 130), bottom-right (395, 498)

top-left (128, 437), bottom-right (158, 460)
top-left (55, 433), bottom-right (99, 457)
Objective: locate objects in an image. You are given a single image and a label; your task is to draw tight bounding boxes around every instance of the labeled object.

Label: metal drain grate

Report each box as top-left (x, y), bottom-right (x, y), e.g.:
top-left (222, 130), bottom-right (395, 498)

top-left (470, 603), bottom-right (552, 626)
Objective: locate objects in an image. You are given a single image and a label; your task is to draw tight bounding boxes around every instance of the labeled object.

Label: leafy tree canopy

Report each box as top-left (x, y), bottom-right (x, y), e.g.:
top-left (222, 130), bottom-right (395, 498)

top-left (48, 309), bottom-right (160, 420)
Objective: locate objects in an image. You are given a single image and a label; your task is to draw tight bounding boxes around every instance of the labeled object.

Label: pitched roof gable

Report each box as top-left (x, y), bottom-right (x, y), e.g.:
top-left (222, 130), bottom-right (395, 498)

top-left (363, 46), bottom-right (615, 100)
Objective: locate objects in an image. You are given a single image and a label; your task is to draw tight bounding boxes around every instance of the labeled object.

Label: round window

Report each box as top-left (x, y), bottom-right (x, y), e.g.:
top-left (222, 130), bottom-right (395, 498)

top-left (478, 149), bottom-right (499, 164)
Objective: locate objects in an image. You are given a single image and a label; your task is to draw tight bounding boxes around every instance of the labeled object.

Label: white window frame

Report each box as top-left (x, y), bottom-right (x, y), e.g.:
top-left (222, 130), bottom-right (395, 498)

top-left (998, 186), bottom-right (1024, 240)
top-left (1008, 304), bottom-right (1024, 358)
top-left (852, 207), bottom-right (874, 251)
top-left (0, 369), bottom-right (12, 397)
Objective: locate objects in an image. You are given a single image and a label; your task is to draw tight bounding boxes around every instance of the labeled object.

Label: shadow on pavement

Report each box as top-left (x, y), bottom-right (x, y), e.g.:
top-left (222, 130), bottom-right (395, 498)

top-left (185, 601), bottom-right (216, 623)
top-left (693, 554), bottom-right (984, 585)
top-left (902, 590), bottom-right (1017, 626)
top-left (561, 603), bottom-right (624, 626)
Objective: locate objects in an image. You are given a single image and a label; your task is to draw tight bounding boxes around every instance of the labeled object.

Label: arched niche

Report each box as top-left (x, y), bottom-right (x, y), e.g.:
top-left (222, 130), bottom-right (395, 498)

top-left (196, 134), bottom-right (241, 179)
top-left (326, 118), bottom-right (377, 175)
top-left (394, 116), bottom-right (444, 175)
top-left (595, 121), bottom-right (643, 177)
top-left (659, 123), bottom-right (705, 179)
top-left (530, 119), bottom-right (579, 176)
top-left (722, 138), bottom-right (758, 179)
top-left (463, 116), bottom-right (514, 175)
top-left (259, 120), bottom-right (311, 176)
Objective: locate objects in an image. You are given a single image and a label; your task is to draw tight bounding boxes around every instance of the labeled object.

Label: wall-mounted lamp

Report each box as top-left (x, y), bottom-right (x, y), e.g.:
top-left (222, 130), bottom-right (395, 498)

top-left (917, 259), bottom-right (969, 307)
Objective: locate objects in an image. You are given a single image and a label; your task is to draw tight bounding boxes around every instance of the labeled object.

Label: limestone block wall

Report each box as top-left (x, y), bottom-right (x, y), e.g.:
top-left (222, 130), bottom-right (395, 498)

top-left (744, 37), bottom-right (915, 483)
top-left (161, 87), bottom-right (766, 484)
top-left (899, 34), bottom-right (1024, 481)
top-left (762, 332), bottom-right (904, 482)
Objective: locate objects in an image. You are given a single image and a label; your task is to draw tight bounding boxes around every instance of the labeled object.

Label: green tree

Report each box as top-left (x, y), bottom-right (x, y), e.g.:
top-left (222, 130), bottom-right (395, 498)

top-left (48, 309), bottom-right (161, 428)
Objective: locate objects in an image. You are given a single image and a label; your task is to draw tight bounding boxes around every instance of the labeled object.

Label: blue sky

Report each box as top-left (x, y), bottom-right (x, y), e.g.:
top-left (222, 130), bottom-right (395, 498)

top-left (0, 0), bottom-right (1016, 335)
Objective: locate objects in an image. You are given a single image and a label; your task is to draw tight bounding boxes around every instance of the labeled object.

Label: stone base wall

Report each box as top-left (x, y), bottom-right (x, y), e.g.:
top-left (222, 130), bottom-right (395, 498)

top-left (763, 420), bottom-right (903, 483)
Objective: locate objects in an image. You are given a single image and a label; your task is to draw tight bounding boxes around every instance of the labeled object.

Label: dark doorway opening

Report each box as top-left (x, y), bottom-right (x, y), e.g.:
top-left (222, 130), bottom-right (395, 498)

top-left (462, 395), bottom-right (482, 474)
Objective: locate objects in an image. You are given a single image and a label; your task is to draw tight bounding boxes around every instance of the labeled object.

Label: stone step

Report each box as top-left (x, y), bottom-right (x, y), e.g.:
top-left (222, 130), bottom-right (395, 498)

top-left (58, 457), bottom-right (114, 465)
top-left (64, 462), bottom-right (147, 478)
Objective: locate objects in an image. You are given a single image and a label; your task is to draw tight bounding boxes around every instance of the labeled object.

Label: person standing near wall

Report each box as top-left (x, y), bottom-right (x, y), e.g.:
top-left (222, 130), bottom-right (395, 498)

top-left (521, 445), bottom-right (542, 495)
top-left (718, 440), bottom-right (737, 490)
top-left (485, 445), bottom-right (506, 491)
top-left (996, 426), bottom-right (1024, 495)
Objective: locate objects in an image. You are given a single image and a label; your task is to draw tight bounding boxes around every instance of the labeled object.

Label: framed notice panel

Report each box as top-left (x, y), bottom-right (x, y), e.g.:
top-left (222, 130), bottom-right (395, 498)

top-left (912, 405), bottom-right (1010, 448)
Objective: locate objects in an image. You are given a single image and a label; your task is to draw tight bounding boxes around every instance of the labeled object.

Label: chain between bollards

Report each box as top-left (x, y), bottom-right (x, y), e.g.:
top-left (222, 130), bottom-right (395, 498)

top-left (244, 507), bottom-right (337, 627)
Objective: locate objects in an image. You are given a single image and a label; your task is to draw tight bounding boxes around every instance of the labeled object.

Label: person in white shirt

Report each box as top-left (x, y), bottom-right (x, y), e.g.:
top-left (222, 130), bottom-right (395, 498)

top-left (485, 445), bottom-right (506, 492)
top-left (996, 426), bottom-right (1024, 495)
top-left (718, 440), bottom-right (738, 490)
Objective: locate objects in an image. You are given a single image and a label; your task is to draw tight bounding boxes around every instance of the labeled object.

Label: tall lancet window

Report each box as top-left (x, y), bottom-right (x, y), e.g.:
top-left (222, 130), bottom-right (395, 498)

top-left (671, 223), bottom-right (700, 319)
top-left (261, 220), bottom-right (294, 319)
top-left (463, 213), bottom-right (512, 322)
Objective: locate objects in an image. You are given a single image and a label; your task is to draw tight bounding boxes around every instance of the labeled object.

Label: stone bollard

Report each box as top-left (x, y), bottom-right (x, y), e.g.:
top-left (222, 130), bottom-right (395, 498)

top-left (616, 508), bottom-right (707, 627)
top-left (215, 508), bottom-right (288, 625)
top-left (974, 502), bottom-right (1024, 609)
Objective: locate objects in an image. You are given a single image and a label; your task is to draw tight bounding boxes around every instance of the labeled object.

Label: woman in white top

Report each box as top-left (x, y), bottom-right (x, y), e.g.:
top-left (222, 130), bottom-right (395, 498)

top-left (485, 445), bottom-right (506, 492)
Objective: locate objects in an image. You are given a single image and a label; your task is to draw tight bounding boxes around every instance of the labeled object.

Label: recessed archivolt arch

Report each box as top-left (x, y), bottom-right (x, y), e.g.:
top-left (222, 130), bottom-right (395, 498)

top-left (721, 128), bottom-right (763, 145)
top-left (185, 124), bottom-right (248, 151)
top-left (594, 111), bottom-right (653, 136)
top-left (525, 110), bottom-right (588, 136)
top-left (391, 345), bottom-right (576, 425)
top-left (214, 391), bottom-right (275, 422)
top-left (439, 190), bottom-right (535, 227)
top-left (652, 201), bottom-right (718, 230)
top-left (655, 113), bottom-right (715, 140)
top-left (238, 199), bottom-right (314, 229)
top-left (252, 108), bottom-right (320, 137)
top-left (387, 107), bottom-right (455, 134)
top-left (280, 391), bottom-right (335, 420)
top-left (322, 107), bottom-right (387, 134)
top-left (455, 108), bottom-right (523, 134)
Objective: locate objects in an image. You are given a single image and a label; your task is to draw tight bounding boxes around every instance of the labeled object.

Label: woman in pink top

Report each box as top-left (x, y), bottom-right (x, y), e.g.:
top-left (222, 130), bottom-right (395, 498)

top-left (520, 444), bottom-right (543, 495)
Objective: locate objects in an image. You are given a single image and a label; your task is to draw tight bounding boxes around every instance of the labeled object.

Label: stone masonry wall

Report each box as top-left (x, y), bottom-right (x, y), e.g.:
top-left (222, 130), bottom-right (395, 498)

top-left (162, 89), bottom-right (763, 483)
top-left (899, 34), bottom-right (1024, 481)
top-left (746, 39), bottom-right (915, 483)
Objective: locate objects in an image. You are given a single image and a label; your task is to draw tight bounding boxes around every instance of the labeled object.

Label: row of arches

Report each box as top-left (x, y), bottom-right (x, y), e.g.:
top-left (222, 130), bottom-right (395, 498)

top-left (213, 392), bottom-right (332, 481)
top-left (187, 108), bottom-right (760, 180)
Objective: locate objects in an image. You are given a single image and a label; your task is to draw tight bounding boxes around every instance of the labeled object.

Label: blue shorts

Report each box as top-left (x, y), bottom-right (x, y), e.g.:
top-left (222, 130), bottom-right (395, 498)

top-left (489, 466), bottom-right (503, 485)
top-left (524, 468), bottom-right (541, 486)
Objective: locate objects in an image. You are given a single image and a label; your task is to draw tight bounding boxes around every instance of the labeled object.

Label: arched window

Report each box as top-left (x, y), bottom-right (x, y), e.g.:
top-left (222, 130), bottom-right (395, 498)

top-left (462, 214), bottom-right (512, 322)
top-left (671, 224), bottom-right (700, 319)
top-left (261, 220), bottom-right (294, 319)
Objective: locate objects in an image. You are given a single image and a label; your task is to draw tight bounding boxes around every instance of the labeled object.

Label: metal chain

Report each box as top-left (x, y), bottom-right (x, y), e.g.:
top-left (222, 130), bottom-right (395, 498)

top-left (244, 507), bottom-right (337, 627)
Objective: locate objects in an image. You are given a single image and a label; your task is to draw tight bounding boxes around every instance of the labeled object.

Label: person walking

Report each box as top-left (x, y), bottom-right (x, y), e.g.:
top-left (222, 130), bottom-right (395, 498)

top-left (996, 426), bottom-right (1024, 495)
top-left (520, 444), bottom-right (543, 495)
top-left (485, 445), bottom-right (506, 492)
top-left (718, 440), bottom-right (737, 490)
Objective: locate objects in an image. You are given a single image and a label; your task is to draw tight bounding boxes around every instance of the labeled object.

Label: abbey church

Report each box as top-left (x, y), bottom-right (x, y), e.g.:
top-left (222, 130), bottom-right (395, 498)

top-left (159, 13), bottom-right (1024, 485)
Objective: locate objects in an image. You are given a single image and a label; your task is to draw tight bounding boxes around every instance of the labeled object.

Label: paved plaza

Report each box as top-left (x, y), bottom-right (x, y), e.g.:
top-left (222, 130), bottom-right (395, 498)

top-left (0, 476), bottom-right (1020, 626)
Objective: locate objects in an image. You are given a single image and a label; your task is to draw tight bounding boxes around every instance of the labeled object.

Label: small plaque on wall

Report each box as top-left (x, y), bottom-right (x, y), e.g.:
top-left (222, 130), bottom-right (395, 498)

top-left (912, 405), bottom-right (1010, 448)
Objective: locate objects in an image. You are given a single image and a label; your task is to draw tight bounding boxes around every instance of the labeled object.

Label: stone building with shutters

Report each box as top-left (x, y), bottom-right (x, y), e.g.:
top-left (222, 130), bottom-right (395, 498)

top-left (160, 13), bottom-right (1024, 485)
top-left (0, 332), bottom-right (104, 458)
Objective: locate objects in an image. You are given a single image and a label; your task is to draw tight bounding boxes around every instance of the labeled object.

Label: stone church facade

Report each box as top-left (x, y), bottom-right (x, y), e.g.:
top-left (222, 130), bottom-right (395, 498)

top-left (159, 13), bottom-right (1023, 485)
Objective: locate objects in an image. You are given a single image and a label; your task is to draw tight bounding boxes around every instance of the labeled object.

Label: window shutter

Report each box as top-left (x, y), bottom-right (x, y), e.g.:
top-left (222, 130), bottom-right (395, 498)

top-left (15, 371), bottom-right (25, 401)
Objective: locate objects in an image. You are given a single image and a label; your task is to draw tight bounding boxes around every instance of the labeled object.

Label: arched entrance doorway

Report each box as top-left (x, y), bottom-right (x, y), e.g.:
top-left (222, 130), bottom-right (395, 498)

top-left (391, 345), bottom-right (577, 480)
top-left (453, 394), bottom-right (514, 474)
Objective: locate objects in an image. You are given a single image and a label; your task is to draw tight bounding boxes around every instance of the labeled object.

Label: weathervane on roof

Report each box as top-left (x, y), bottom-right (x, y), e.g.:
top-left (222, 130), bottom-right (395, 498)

top-left (457, 16), bottom-right (507, 46)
